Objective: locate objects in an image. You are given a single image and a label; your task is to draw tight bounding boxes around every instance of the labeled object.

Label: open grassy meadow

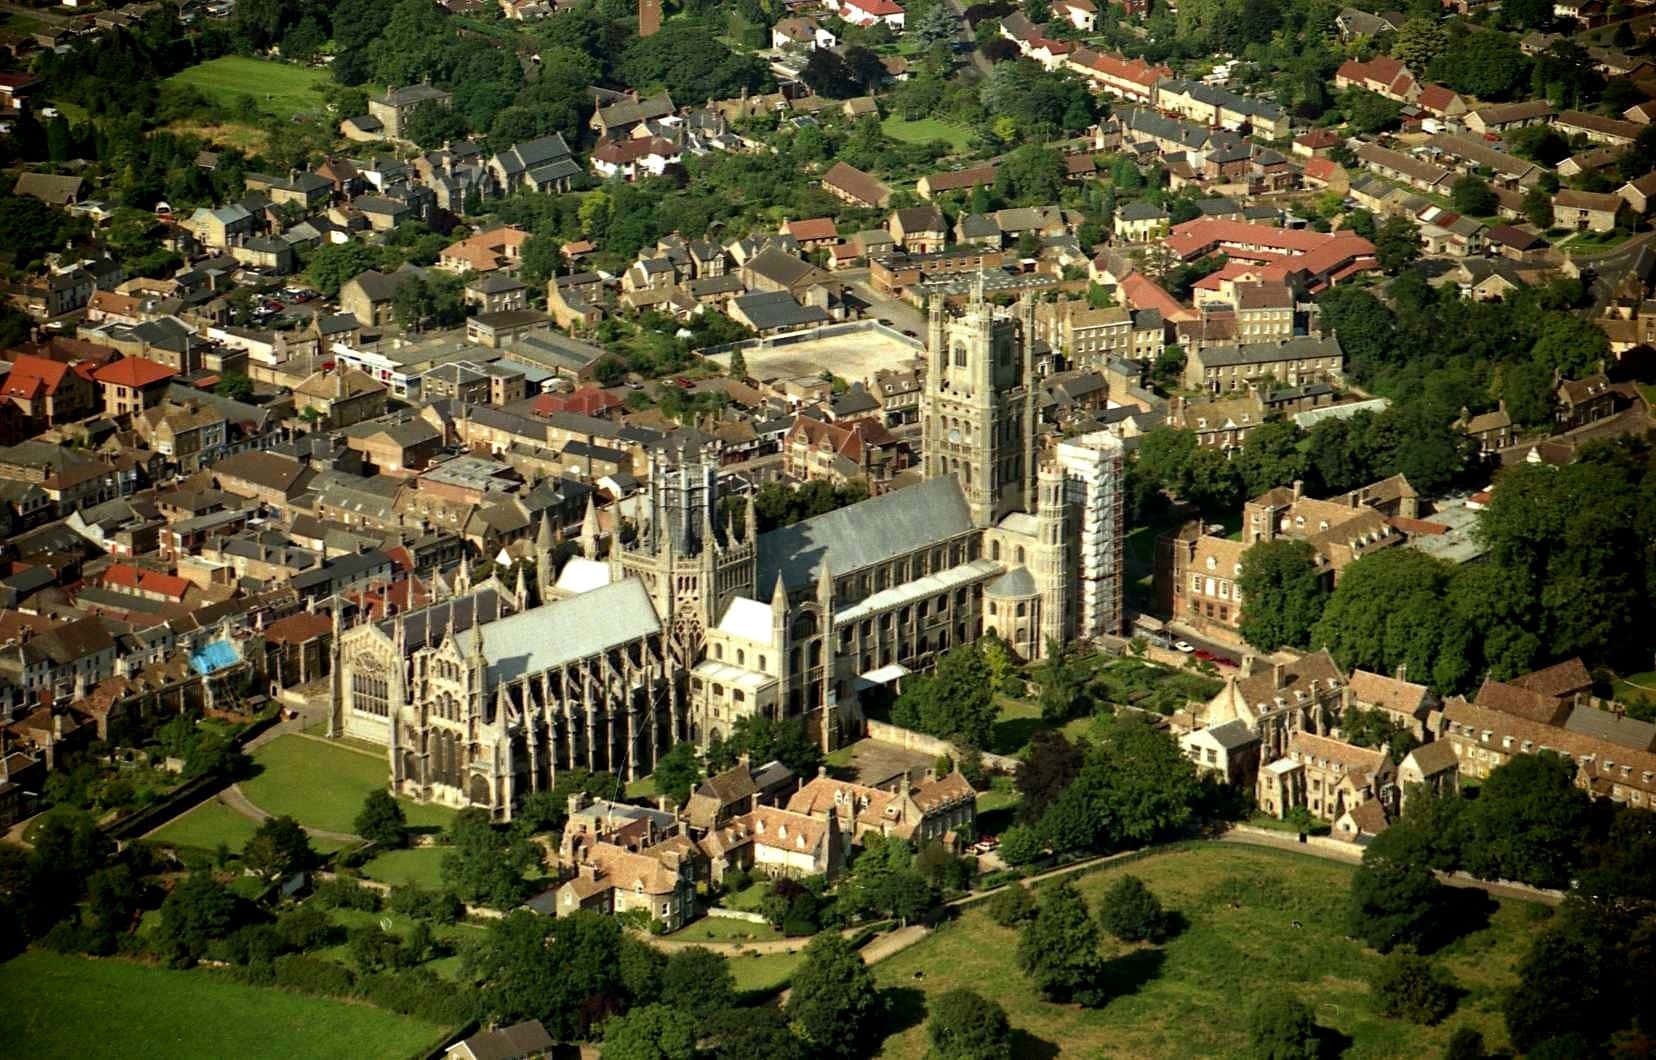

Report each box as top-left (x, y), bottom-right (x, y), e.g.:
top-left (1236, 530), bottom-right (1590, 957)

top-left (241, 734), bottom-right (455, 836)
top-left (730, 949), bottom-right (804, 994)
top-left (881, 115), bottom-right (975, 152)
top-left (872, 844), bottom-right (1535, 1059)
top-left (164, 57), bottom-right (332, 119)
top-left (0, 950), bottom-right (448, 1059)
top-left (361, 846), bottom-right (448, 890)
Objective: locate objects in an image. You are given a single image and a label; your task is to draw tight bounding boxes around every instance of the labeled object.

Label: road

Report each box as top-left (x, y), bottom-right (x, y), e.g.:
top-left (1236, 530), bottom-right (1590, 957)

top-left (1164, 622), bottom-right (1245, 667)
top-left (940, 0), bottom-right (992, 77)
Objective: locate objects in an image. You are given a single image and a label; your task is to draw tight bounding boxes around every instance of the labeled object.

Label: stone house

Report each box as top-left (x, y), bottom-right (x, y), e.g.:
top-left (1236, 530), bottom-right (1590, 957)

top-left (786, 768), bottom-right (976, 849)
top-left (1178, 719), bottom-right (1260, 786)
top-left (1256, 731), bottom-right (1394, 822)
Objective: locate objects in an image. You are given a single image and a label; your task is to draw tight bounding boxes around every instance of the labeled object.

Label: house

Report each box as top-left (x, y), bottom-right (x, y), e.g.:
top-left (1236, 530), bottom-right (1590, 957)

top-left (1179, 719), bottom-right (1261, 786)
top-left (781, 217), bottom-right (839, 252)
top-left (590, 136), bottom-right (682, 182)
top-left (1552, 109), bottom-right (1641, 147)
top-left (699, 805), bottom-right (845, 882)
top-left (1183, 335), bottom-right (1345, 393)
top-left (13, 172), bottom-right (83, 206)
top-left (782, 414), bottom-right (907, 489)
top-left (771, 15), bottom-right (836, 49)
top-left (340, 265), bottom-right (426, 328)
top-left (889, 206), bottom-right (947, 253)
top-left (488, 134), bottom-right (581, 195)
top-left (786, 767), bottom-right (976, 849)
top-left (1344, 669), bottom-right (1436, 741)
top-left (1553, 189), bottom-right (1624, 234)
top-left (0, 354), bottom-right (97, 424)
top-left (547, 837), bottom-right (696, 930)
top-left (836, 0), bottom-right (905, 28)
top-left (729, 290), bottom-right (832, 335)
top-left (466, 273), bottom-right (529, 314)
top-left (92, 356), bottom-right (176, 417)
top-left (1113, 201), bottom-right (1169, 243)
top-left (1397, 741), bottom-right (1459, 811)
top-left (589, 91), bottom-right (675, 140)
top-left (821, 161), bottom-right (892, 209)
top-left (1332, 800), bottom-right (1390, 844)
top-left (1456, 401), bottom-right (1514, 454)
top-left (1256, 731), bottom-right (1394, 822)
top-left (1334, 7), bottom-right (1403, 39)
top-left (1052, 0), bottom-right (1097, 30)
top-left (445, 1021), bottom-right (554, 1060)
top-left (1440, 697), bottom-right (1656, 809)
top-left (184, 204), bottom-right (254, 249)
top-left (293, 367), bottom-right (389, 429)
top-left (1555, 372), bottom-right (1616, 429)
top-left (368, 84), bottom-right (451, 140)
top-left (1619, 172), bottom-right (1656, 215)
top-left (438, 227), bottom-right (530, 274)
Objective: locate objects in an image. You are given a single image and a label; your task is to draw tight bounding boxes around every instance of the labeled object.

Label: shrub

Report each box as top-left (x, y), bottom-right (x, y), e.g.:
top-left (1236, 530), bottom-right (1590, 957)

top-left (1372, 951), bottom-right (1459, 1025)
top-left (1098, 875), bottom-right (1165, 943)
top-left (987, 884), bottom-right (1036, 927)
top-left (997, 824), bottom-right (1044, 866)
top-left (272, 953), bottom-right (356, 997)
top-left (1247, 995), bottom-right (1319, 1060)
top-left (314, 878), bottom-right (380, 912)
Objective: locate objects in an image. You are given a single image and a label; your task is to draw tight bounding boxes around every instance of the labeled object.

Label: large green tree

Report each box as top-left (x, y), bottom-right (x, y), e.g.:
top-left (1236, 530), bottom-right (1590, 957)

top-left (354, 790), bottom-right (409, 849)
top-left (1017, 879), bottom-right (1106, 1005)
top-left (1237, 539), bottom-right (1327, 652)
top-left (892, 643), bottom-right (997, 748)
top-left (241, 815), bottom-right (314, 885)
top-left (441, 808), bottom-right (538, 909)
top-left (1462, 753), bottom-right (1591, 889)
top-left (785, 933), bottom-right (885, 1058)
top-left (602, 1004), bottom-right (698, 1060)
top-left (927, 988), bottom-right (1015, 1060)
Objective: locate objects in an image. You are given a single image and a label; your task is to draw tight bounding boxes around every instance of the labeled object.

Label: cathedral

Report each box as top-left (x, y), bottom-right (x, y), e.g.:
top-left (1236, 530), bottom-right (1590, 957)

top-left (332, 287), bottom-right (1128, 819)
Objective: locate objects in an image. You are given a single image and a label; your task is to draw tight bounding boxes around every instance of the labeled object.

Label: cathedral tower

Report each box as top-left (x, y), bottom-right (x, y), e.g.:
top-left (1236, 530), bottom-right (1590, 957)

top-left (921, 281), bottom-right (1039, 528)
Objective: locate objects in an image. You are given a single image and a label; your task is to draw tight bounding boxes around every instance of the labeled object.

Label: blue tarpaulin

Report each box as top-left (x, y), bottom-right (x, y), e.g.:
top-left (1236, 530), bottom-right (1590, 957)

top-left (189, 639), bottom-right (240, 676)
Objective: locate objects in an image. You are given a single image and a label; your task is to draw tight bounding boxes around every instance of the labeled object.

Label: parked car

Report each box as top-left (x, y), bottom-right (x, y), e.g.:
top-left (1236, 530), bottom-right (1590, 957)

top-left (1174, 640), bottom-right (1195, 653)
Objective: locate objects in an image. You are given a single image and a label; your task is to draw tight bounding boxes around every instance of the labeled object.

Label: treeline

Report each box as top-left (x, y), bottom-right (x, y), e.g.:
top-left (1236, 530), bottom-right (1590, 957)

top-left (1238, 439), bottom-right (1656, 693)
top-left (1349, 754), bottom-right (1656, 1056)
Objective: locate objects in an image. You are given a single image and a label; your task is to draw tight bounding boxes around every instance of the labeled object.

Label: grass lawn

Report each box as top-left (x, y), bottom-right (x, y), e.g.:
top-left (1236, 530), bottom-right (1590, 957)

top-left (318, 906), bottom-right (485, 980)
top-left (730, 950), bottom-right (803, 994)
top-left (881, 115), bottom-right (975, 152)
top-left (0, 949), bottom-right (448, 1059)
top-left (667, 916), bottom-right (782, 944)
top-left (163, 57), bottom-right (332, 120)
top-left (361, 846), bottom-right (448, 890)
top-left (872, 844), bottom-right (1534, 1059)
top-left (149, 798), bottom-right (350, 856)
top-left (624, 775), bottom-right (656, 800)
top-left (241, 735), bottom-right (455, 837)
top-left (723, 881), bottom-right (770, 912)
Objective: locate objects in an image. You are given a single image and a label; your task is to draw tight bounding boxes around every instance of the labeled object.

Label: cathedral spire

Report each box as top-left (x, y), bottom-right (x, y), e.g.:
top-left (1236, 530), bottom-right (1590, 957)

top-left (456, 553), bottom-right (472, 594)
top-left (537, 510), bottom-right (555, 557)
top-left (514, 562), bottom-right (528, 611)
top-left (745, 489), bottom-right (759, 542)
top-left (816, 552), bottom-right (832, 607)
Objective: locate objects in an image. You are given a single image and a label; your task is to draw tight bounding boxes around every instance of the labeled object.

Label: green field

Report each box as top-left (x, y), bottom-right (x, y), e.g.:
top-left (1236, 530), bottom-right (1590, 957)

top-left (317, 906), bottom-right (485, 980)
top-left (881, 115), bottom-right (975, 152)
top-left (150, 797), bottom-right (351, 856)
top-left (730, 950), bottom-right (804, 994)
top-left (362, 847), bottom-right (448, 890)
top-left (873, 844), bottom-right (1533, 1059)
top-left (667, 916), bottom-right (782, 944)
top-left (0, 950), bottom-right (447, 1059)
top-left (164, 57), bottom-right (332, 119)
top-left (240, 735), bottom-right (455, 836)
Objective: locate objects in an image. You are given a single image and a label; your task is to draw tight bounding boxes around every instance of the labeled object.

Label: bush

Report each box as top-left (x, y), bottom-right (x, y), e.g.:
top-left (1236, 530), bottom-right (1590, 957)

top-left (1247, 995), bottom-right (1319, 1060)
top-left (272, 953), bottom-right (356, 997)
top-left (1097, 875), bottom-right (1165, 943)
top-left (314, 878), bottom-right (380, 912)
top-left (1442, 1026), bottom-right (1485, 1060)
top-left (1372, 951), bottom-right (1458, 1025)
top-left (997, 824), bottom-right (1044, 866)
top-left (987, 884), bottom-right (1036, 927)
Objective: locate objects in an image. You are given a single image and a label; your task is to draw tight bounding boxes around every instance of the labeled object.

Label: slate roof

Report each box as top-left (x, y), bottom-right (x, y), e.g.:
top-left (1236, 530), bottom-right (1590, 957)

top-left (756, 475), bottom-right (973, 591)
top-left (479, 578), bottom-right (659, 682)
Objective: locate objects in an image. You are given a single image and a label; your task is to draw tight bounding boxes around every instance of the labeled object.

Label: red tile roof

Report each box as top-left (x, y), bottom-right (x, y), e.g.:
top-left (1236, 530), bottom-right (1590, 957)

top-left (93, 356), bottom-right (176, 388)
top-left (1, 354), bottom-right (70, 401)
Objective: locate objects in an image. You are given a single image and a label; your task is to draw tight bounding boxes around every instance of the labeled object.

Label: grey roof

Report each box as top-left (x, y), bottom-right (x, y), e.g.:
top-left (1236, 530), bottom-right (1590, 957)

top-left (732, 290), bottom-right (831, 331)
top-left (481, 578), bottom-right (659, 683)
top-left (1563, 705), bottom-right (1656, 751)
top-left (985, 566), bottom-right (1036, 598)
top-left (756, 475), bottom-right (973, 591)
top-left (1205, 719), bottom-right (1260, 751)
top-left (1200, 335), bottom-right (1343, 368)
top-left (378, 588), bottom-right (505, 651)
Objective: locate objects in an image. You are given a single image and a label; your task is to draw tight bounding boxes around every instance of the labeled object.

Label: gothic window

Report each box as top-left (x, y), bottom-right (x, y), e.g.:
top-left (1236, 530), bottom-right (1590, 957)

top-left (992, 540), bottom-right (1001, 561)
top-left (1016, 546), bottom-right (1026, 565)
top-left (352, 670), bottom-right (389, 717)
top-left (954, 343), bottom-right (967, 367)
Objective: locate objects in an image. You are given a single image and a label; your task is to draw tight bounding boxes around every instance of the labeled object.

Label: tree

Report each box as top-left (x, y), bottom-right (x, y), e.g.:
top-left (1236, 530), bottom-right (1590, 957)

top-left (1038, 715), bottom-right (1199, 856)
top-left (911, 2), bottom-right (960, 48)
top-left (786, 933), bottom-right (885, 1058)
top-left (727, 347), bottom-right (748, 380)
top-left (241, 816), bottom-right (314, 884)
top-left (1247, 996), bottom-right (1320, 1060)
top-left (987, 883), bottom-right (1036, 926)
top-left (155, 874), bottom-right (239, 965)
top-left (1429, 32), bottom-right (1528, 100)
top-left (1236, 420), bottom-right (1306, 497)
top-left (1017, 879), bottom-right (1105, 1005)
top-left (1347, 843), bottom-right (1444, 953)
top-left (1097, 874), bottom-right (1165, 943)
top-left (1462, 753), bottom-right (1590, 888)
top-left (996, 823), bottom-right (1045, 866)
top-left (1237, 539), bottom-right (1326, 652)
top-left (1443, 1027), bottom-right (1485, 1060)
top-left (1392, 17), bottom-right (1448, 70)
top-left (703, 1007), bottom-right (807, 1060)
top-left (214, 373), bottom-right (253, 402)
top-left (1449, 176), bottom-right (1497, 218)
top-left (602, 1004), bottom-right (698, 1060)
top-left (441, 808), bottom-right (537, 908)
top-left (354, 790), bottom-right (409, 849)
top-left (466, 911), bottom-right (646, 1038)
top-left (927, 988), bottom-right (1014, 1060)
top-left (1034, 637), bottom-right (1086, 723)
top-left (1375, 216), bottom-right (1422, 274)
top-left (659, 946), bottom-right (735, 1016)
top-left (518, 232), bottom-right (562, 287)
top-left (1372, 951), bottom-right (1458, 1024)
top-left (891, 644), bottom-right (997, 748)
top-left (651, 741), bottom-right (703, 807)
